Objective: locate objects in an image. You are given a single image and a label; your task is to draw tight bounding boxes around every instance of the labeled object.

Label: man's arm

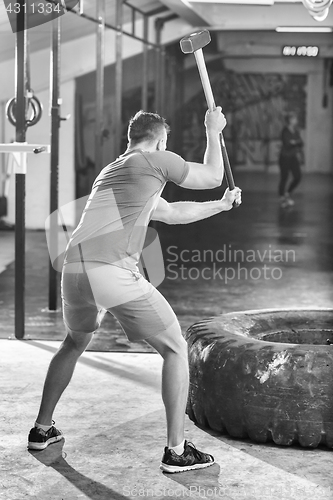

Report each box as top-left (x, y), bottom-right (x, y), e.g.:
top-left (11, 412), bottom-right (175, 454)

top-left (179, 107), bottom-right (225, 190)
top-left (152, 189), bottom-right (242, 225)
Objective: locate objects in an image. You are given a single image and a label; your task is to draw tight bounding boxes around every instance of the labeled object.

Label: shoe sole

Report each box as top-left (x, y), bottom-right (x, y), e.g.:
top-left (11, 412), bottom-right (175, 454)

top-left (160, 460), bottom-right (215, 473)
top-left (28, 434), bottom-right (64, 450)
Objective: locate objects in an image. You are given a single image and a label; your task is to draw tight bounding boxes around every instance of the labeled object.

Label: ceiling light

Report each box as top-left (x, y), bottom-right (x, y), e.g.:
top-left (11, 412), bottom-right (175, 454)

top-left (276, 26), bottom-right (333, 31)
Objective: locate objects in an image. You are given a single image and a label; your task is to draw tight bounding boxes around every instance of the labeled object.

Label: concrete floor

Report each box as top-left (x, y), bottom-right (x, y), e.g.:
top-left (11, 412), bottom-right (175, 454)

top-left (1, 339), bottom-right (332, 500)
top-left (0, 172), bottom-right (333, 499)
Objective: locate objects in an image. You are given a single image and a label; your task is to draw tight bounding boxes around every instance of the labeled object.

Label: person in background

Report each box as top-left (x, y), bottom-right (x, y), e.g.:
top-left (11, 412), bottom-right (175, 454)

top-left (278, 112), bottom-right (303, 208)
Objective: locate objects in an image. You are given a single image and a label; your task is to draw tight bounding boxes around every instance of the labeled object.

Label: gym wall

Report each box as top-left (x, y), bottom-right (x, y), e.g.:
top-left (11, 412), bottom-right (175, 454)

top-left (177, 31), bottom-right (333, 174)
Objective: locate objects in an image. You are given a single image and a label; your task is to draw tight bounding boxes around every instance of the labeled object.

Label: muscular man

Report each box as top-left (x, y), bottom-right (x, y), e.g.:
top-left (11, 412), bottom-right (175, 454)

top-left (28, 107), bottom-right (241, 473)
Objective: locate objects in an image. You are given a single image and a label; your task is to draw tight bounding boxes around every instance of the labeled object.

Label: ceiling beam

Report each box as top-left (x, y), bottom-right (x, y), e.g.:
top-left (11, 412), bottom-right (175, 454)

top-left (158, 0), bottom-right (210, 26)
top-left (188, 3), bottom-right (333, 29)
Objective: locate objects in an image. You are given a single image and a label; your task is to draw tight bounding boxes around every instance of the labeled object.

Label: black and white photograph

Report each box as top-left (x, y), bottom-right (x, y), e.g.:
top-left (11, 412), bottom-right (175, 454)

top-left (0, 1), bottom-right (332, 498)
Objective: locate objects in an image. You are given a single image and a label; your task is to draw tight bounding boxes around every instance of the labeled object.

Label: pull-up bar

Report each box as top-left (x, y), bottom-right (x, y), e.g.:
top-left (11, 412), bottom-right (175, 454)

top-left (50, 0), bottom-right (161, 48)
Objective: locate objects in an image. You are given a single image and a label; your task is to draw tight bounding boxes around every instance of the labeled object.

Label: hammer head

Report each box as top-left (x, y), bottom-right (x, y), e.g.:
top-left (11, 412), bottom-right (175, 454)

top-left (180, 30), bottom-right (211, 54)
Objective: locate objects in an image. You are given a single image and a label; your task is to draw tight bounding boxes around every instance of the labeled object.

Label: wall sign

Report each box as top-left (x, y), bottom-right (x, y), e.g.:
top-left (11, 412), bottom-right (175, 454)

top-left (282, 46), bottom-right (319, 57)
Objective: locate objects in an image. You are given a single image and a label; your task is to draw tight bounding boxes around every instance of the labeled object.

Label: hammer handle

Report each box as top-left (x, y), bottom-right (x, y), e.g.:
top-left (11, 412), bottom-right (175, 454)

top-left (220, 140), bottom-right (235, 191)
top-left (194, 49), bottom-right (216, 111)
top-left (194, 49), bottom-right (236, 191)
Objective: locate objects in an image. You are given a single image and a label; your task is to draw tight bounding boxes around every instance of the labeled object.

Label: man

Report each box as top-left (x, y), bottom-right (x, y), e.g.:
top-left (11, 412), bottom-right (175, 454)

top-left (28, 107), bottom-right (242, 473)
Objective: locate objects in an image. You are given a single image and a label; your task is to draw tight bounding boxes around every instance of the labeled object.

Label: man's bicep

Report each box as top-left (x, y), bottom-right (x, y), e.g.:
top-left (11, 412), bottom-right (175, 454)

top-left (179, 162), bottom-right (219, 190)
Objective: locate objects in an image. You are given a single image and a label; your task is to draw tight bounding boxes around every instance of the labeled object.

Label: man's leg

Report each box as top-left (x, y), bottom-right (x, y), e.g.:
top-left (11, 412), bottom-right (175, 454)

top-left (35, 330), bottom-right (93, 426)
top-left (144, 322), bottom-right (214, 473)
top-left (145, 322), bottom-right (189, 448)
top-left (105, 268), bottom-right (214, 472)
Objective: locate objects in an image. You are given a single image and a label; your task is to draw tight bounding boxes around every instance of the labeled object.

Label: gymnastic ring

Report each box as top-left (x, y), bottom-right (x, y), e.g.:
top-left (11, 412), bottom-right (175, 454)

top-left (184, 308), bottom-right (333, 449)
top-left (6, 95), bottom-right (43, 128)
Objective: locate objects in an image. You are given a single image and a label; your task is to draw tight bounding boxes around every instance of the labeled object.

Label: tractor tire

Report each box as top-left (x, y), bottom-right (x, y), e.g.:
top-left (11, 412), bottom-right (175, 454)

top-left (184, 308), bottom-right (333, 448)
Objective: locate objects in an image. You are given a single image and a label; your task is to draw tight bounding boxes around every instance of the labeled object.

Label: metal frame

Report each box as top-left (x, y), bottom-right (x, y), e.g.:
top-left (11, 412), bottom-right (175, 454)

top-left (155, 19), bottom-right (162, 113)
top-left (63, 0), bottom-right (176, 151)
top-left (48, 15), bottom-right (61, 311)
top-left (54, 0), bottom-right (162, 49)
top-left (95, 0), bottom-right (105, 176)
top-left (114, 0), bottom-right (123, 158)
top-left (154, 14), bottom-right (177, 114)
top-left (5, 1), bottom-right (51, 336)
top-left (14, 1), bottom-right (28, 339)
top-left (0, 139), bottom-right (49, 339)
top-left (0, 102), bottom-right (6, 190)
top-left (142, 14), bottom-right (149, 111)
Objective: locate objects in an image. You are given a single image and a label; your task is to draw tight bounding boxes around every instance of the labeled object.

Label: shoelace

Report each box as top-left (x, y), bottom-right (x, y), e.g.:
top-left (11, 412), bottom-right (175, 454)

top-left (36, 420), bottom-right (56, 435)
top-left (186, 441), bottom-right (206, 461)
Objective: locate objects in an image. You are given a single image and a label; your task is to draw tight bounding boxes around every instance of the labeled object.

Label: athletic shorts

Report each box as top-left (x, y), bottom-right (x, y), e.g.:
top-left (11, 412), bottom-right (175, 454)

top-left (61, 262), bottom-right (178, 342)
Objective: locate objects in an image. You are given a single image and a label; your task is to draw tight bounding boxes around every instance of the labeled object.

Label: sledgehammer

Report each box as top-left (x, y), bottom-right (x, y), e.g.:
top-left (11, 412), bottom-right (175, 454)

top-left (180, 30), bottom-right (239, 202)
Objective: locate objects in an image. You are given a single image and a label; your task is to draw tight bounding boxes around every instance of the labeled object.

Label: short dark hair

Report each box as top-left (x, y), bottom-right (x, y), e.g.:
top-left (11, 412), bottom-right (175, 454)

top-left (127, 110), bottom-right (170, 145)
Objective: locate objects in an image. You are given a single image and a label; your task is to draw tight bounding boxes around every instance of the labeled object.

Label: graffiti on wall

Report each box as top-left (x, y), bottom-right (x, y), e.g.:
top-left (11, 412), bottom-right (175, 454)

top-left (182, 70), bottom-right (307, 169)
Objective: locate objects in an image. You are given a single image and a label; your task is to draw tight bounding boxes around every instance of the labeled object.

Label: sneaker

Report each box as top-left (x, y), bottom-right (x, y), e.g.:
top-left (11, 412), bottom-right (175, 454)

top-left (160, 440), bottom-right (214, 473)
top-left (28, 421), bottom-right (64, 450)
top-left (285, 194), bottom-right (295, 206)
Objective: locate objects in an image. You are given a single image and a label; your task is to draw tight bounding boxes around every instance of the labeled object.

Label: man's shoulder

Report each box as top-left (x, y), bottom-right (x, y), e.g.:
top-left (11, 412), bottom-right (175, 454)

top-left (105, 151), bottom-right (147, 170)
top-left (146, 150), bottom-right (185, 163)
top-left (149, 150), bottom-right (181, 158)
top-left (117, 149), bottom-right (180, 163)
